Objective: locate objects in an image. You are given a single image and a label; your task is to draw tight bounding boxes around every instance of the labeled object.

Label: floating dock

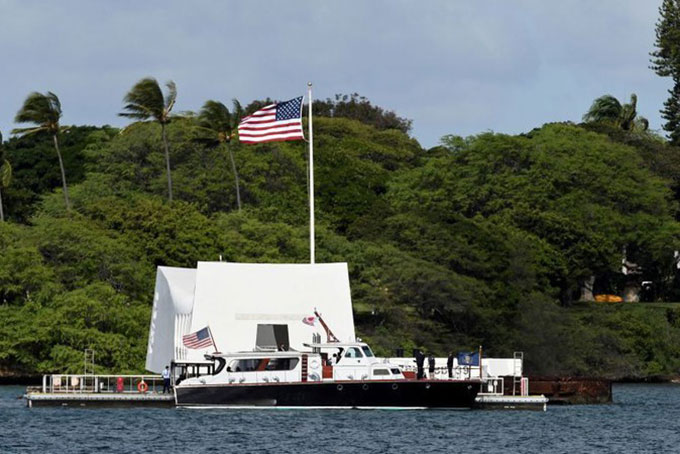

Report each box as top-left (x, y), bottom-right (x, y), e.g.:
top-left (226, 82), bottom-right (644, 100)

top-left (475, 394), bottom-right (548, 411)
top-left (25, 374), bottom-right (174, 407)
top-left (25, 391), bottom-right (174, 407)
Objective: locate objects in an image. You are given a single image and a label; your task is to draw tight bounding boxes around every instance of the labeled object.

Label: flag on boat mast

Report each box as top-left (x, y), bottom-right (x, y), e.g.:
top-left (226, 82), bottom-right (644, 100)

top-left (182, 326), bottom-right (218, 351)
top-left (236, 85), bottom-right (316, 264)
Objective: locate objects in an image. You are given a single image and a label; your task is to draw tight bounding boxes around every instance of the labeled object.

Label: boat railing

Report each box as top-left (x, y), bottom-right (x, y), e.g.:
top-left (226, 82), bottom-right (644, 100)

top-left (478, 377), bottom-right (505, 396)
top-left (39, 374), bottom-right (164, 394)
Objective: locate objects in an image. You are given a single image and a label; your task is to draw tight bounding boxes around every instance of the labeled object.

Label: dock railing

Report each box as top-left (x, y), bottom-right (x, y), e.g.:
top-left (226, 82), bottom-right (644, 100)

top-left (479, 377), bottom-right (505, 396)
top-left (40, 374), bottom-right (164, 394)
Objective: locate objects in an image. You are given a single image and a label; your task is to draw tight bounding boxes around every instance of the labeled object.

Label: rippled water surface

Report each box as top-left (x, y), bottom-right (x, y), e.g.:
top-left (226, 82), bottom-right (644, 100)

top-left (1, 384), bottom-right (679, 453)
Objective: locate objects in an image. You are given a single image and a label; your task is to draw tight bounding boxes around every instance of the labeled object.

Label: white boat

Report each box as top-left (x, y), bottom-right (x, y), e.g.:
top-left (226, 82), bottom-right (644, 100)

top-left (174, 340), bottom-right (481, 408)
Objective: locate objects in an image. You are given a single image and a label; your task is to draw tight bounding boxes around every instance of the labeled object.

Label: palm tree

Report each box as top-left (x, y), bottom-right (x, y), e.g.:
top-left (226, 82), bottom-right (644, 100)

top-left (0, 131), bottom-right (11, 222)
top-left (120, 77), bottom-right (177, 202)
top-left (583, 93), bottom-right (649, 132)
top-left (197, 99), bottom-right (244, 211)
top-left (12, 92), bottom-right (71, 210)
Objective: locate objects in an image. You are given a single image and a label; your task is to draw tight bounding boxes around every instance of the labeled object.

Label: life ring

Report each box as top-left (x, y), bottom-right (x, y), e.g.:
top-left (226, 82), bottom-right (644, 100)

top-left (137, 381), bottom-right (148, 393)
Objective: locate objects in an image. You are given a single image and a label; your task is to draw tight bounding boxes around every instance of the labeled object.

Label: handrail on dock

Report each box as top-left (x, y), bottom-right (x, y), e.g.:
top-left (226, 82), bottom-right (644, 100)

top-left (478, 377), bottom-right (505, 396)
top-left (39, 374), bottom-right (165, 394)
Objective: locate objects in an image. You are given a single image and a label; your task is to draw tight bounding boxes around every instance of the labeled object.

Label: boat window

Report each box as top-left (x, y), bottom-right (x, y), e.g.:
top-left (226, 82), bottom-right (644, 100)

top-left (228, 359), bottom-right (263, 372)
top-left (344, 347), bottom-right (363, 359)
top-left (391, 368), bottom-right (401, 375)
top-left (265, 358), bottom-right (300, 371)
top-left (361, 346), bottom-right (375, 357)
top-left (373, 369), bottom-right (390, 376)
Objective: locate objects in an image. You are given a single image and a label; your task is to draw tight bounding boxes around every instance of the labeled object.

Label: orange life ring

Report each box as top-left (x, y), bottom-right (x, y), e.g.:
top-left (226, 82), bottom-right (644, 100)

top-left (137, 381), bottom-right (148, 393)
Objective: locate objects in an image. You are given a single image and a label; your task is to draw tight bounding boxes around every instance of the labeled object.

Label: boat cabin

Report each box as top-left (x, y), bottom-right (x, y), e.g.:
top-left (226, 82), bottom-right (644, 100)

top-left (177, 341), bottom-right (404, 386)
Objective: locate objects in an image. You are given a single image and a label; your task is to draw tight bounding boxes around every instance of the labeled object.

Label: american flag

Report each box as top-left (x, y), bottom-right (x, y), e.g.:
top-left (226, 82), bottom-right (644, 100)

top-left (182, 326), bottom-right (214, 350)
top-left (302, 315), bottom-right (317, 326)
top-left (238, 96), bottom-right (304, 144)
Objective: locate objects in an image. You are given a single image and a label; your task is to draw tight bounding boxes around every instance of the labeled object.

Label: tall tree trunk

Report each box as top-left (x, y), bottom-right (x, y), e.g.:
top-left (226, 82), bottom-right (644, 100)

top-left (0, 187), bottom-right (4, 222)
top-left (52, 134), bottom-right (71, 211)
top-left (161, 123), bottom-right (173, 202)
top-left (226, 143), bottom-right (241, 211)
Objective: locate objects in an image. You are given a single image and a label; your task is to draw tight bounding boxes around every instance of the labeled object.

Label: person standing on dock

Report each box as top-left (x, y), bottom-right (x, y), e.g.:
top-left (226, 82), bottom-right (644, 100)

top-left (447, 352), bottom-right (454, 379)
top-left (162, 366), bottom-right (171, 394)
top-left (428, 354), bottom-right (436, 379)
top-left (415, 350), bottom-right (425, 380)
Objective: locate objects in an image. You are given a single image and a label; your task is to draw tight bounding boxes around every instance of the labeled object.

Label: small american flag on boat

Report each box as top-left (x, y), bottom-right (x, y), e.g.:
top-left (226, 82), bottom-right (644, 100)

top-left (302, 315), bottom-right (317, 326)
top-left (182, 326), bottom-right (215, 349)
top-left (238, 96), bottom-right (304, 144)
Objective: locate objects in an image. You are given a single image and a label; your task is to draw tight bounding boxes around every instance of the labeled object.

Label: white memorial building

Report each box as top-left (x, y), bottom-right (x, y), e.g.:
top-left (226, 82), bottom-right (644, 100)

top-left (145, 262), bottom-right (356, 373)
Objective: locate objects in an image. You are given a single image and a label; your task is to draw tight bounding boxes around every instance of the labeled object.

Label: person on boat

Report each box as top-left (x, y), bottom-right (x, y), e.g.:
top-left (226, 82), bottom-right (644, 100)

top-left (162, 366), bottom-right (171, 393)
top-left (428, 354), bottom-right (436, 379)
top-left (414, 350), bottom-right (425, 380)
top-left (447, 352), bottom-right (454, 379)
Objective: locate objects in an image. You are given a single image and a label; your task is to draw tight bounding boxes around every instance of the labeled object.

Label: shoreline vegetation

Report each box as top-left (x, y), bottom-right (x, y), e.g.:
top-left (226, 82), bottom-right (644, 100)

top-left (2, 91), bottom-right (680, 381)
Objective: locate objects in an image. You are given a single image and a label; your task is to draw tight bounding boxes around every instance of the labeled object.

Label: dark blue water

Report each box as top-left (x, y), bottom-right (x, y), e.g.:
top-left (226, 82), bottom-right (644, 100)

top-left (1, 384), bottom-right (678, 453)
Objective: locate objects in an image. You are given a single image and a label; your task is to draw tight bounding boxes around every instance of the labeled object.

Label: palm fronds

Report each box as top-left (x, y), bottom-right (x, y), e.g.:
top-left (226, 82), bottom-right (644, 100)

top-left (198, 100), bottom-right (232, 136)
top-left (583, 95), bottom-right (622, 123)
top-left (120, 77), bottom-right (170, 122)
top-left (583, 93), bottom-right (649, 132)
top-left (12, 91), bottom-right (62, 135)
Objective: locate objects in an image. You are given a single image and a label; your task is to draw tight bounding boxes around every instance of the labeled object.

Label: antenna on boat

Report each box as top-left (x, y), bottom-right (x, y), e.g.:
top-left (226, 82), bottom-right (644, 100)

top-left (314, 308), bottom-right (339, 343)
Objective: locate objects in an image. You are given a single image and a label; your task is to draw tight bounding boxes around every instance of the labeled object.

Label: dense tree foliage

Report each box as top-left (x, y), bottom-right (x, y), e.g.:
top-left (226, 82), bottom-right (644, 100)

top-left (313, 93), bottom-right (413, 134)
top-left (2, 98), bottom-right (680, 380)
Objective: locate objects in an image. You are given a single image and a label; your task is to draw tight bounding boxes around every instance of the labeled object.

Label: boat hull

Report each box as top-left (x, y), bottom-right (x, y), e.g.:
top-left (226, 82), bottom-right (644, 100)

top-left (175, 379), bottom-right (480, 408)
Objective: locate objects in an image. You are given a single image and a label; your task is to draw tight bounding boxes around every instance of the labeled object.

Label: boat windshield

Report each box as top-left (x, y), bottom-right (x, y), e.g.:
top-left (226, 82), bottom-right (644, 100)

top-left (344, 347), bottom-right (363, 358)
top-left (361, 346), bottom-right (374, 357)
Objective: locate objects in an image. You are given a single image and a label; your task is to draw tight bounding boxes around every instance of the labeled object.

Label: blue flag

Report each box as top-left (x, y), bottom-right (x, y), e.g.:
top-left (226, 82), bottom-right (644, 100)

top-left (457, 351), bottom-right (480, 366)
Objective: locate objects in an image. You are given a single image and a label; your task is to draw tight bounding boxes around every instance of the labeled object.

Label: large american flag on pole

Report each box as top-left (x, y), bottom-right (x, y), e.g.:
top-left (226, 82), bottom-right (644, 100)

top-left (182, 326), bottom-right (215, 350)
top-left (238, 96), bottom-right (304, 144)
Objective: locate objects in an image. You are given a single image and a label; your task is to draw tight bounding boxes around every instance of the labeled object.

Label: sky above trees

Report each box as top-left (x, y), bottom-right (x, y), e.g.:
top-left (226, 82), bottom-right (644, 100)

top-left (0, 0), bottom-right (669, 148)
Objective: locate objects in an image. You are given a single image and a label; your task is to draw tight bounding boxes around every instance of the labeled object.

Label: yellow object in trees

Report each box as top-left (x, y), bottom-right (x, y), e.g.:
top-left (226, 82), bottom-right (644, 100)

top-left (594, 294), bottom-right (623, 303)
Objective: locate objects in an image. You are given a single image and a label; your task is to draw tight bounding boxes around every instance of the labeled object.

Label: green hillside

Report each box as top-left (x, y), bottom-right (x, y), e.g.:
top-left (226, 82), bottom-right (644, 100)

top-left (2, 106), bottom-right (680, 379)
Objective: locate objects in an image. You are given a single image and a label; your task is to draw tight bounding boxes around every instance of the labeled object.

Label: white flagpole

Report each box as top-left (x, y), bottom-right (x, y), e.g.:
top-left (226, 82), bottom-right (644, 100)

top-left (308, 82), bottom-right (315, 264)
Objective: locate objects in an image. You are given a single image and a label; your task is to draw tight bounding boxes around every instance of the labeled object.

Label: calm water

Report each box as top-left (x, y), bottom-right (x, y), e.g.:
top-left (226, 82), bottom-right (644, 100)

top-left (1, 384), bottom-right (679, 453)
